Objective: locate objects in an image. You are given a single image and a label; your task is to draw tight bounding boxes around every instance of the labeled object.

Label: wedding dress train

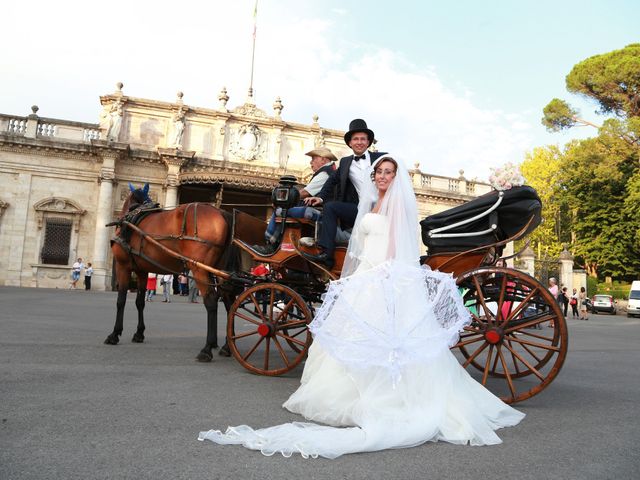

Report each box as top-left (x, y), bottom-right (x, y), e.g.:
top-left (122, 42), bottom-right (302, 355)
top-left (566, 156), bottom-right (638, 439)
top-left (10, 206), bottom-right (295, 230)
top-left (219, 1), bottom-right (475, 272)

top-left (198, 213), bottom-right (524, 458)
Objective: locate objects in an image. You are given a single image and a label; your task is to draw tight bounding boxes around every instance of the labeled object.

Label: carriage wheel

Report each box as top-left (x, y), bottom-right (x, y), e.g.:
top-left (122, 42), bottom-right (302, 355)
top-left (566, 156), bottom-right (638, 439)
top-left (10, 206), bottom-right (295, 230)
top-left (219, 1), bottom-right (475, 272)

top-left (454, 267), bottom-right (568, 403)
top-left (227, 282), bottom-right (313, 376)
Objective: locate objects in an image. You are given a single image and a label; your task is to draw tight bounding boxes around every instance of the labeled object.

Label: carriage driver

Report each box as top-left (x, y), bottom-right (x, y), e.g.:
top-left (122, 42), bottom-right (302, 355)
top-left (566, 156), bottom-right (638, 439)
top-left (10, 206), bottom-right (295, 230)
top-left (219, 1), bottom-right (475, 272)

top-left (253, 147), bottom-right (338, 255)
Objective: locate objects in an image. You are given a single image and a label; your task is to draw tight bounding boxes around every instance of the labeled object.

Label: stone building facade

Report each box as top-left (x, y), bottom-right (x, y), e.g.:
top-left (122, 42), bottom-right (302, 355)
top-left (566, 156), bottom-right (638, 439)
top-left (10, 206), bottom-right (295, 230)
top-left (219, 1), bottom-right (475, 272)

top-left (0, 84), bottom-right (492, 290)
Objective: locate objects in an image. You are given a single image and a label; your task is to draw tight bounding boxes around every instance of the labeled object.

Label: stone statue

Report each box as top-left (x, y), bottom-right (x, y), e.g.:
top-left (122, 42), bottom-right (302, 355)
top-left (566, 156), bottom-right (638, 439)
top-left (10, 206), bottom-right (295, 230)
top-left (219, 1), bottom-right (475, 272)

top-left (106, 103), bottom-right (123, 142)
top-left (170, 110), bottom-right (185, 148)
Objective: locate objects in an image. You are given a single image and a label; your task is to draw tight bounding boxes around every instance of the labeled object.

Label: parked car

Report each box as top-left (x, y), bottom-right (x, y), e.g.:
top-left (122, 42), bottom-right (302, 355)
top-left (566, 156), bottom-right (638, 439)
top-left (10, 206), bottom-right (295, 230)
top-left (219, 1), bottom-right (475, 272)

top-left (591, 294), bottom-right (616, 315)
top-left (626, 281), bottom-right (640, 317)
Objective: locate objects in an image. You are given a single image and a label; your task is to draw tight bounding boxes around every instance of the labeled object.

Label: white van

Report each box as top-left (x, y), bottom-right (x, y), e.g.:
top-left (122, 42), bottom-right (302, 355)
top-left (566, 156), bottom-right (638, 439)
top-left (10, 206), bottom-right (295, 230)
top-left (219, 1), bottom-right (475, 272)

top-left (627, 281), bottom-right (640, 317)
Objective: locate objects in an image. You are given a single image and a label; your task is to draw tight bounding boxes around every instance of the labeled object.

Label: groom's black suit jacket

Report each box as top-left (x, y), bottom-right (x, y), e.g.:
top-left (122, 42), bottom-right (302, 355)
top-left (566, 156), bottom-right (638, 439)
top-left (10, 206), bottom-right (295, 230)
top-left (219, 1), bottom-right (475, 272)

top-left (316, 151), bottom-right (388, 205)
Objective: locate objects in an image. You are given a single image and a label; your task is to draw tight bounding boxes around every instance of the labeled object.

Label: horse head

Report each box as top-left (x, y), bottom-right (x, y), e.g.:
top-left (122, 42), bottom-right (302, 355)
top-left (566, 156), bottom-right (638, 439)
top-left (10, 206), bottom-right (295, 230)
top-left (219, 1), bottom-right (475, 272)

top-left (121, 182), bottom-right (152, 216)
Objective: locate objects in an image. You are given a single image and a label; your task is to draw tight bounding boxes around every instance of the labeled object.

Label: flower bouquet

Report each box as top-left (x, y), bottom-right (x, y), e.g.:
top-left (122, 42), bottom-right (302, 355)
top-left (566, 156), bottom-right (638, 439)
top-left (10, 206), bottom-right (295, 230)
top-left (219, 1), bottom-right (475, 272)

top-left (488, 162), bottom-right (525, 191)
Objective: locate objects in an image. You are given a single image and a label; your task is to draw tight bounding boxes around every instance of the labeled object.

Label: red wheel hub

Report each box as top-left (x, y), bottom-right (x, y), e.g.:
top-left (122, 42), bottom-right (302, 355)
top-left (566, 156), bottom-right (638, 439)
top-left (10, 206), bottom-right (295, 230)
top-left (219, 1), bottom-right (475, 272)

top-left (257, 323), bottom-right (272, 337)
top-left (485, 329), bottom-right (502, 344)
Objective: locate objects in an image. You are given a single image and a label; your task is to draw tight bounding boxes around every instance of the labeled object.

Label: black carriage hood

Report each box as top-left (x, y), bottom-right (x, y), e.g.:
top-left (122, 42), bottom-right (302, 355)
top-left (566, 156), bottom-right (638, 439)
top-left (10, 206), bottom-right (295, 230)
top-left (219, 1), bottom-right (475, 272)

top-left (420, 185), bottom-right (542, 254)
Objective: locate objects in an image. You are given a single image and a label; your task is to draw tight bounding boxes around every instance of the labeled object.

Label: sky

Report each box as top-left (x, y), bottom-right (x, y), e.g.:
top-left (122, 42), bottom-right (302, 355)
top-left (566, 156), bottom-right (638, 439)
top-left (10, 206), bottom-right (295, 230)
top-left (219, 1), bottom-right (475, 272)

top-left (2, 0), bottom-right (638, 180)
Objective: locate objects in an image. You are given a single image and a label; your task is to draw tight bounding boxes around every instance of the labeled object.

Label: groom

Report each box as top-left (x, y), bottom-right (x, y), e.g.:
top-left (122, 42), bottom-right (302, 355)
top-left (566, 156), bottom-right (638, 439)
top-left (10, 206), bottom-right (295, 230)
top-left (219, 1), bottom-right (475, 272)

top-left (303, 118), bottom-right (386, 268)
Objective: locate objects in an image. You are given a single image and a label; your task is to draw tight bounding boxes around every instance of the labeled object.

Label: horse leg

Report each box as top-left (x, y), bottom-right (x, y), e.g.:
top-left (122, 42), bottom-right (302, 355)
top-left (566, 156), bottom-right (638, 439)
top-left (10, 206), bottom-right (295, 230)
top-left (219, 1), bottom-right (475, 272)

top-left (132, 272), bottom-right (148, 343)
top-left (196, 284), bottom-right (220, 362)
top-left (218, 292), bottom-right (235, 357)
top-left (105, 264), bottom-right (130, 345)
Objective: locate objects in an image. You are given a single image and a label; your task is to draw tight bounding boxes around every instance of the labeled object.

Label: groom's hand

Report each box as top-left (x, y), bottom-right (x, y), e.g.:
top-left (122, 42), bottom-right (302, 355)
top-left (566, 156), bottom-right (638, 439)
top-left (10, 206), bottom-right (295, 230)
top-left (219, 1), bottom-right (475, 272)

top-left (304, 197), bottom-right (323, 206)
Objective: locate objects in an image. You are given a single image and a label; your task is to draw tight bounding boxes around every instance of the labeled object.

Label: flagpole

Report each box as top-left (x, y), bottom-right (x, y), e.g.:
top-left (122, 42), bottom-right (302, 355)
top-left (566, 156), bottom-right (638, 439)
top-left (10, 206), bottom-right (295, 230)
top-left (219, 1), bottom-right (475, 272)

top-left (248, 0), bottom-right (258, 103)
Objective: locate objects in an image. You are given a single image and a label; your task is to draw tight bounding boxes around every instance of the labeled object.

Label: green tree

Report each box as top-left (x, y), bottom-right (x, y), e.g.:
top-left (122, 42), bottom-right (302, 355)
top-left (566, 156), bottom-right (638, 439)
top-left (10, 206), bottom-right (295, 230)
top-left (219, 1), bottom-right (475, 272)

top-left (520, 146), bottom-right (566, 258)
top-left (561, 134), bottom-right (640, 278)
top-left (566, 43), bottom-right (640, 117)
top-left (542, 43), bottom-right (640, 147)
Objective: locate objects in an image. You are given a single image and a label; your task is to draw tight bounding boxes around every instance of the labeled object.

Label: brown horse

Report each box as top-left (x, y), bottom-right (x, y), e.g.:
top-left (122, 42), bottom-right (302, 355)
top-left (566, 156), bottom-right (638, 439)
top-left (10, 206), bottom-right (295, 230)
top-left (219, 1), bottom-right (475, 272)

top-left (104, 183), bottom-right (236, 361)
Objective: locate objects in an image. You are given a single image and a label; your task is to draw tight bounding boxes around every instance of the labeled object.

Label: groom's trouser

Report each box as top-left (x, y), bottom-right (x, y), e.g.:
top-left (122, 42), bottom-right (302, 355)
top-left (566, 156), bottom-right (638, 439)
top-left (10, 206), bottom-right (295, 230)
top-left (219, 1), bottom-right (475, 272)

top-left (317, 201), bottom-right (358, 257)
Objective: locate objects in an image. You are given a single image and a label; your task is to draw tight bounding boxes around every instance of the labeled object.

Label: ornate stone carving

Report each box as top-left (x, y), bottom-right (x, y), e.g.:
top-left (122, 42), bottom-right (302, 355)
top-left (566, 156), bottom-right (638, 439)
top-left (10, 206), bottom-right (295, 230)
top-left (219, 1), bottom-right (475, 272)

top-left (231, 102), bottom-right (268, 118)
top-left (33, 197), bottom-right (85, 231)
top-left (273, 97), bottom-right (283, 118)
top-left (314, 128), bottom-right (326, 148)
top-left (157, 147), bottom-right (194, 169)
top-left (218, 87), bottom-right (229, 111)
top-left (228, 123), bottom-right (267, 162)
top-left (0, 199), bottom-right (8, 219)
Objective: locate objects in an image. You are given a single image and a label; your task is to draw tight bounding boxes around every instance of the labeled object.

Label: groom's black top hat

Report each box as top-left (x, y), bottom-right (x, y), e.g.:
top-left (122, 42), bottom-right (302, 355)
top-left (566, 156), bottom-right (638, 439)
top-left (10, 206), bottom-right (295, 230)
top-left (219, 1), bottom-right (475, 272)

top-left (344, 119), bottom-right (375, 146)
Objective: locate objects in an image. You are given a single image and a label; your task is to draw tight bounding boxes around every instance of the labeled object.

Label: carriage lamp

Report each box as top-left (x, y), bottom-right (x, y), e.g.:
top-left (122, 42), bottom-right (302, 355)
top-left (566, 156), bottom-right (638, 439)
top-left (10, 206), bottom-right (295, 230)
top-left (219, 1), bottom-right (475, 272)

top-left (271, 175), bottom-right (301, 211)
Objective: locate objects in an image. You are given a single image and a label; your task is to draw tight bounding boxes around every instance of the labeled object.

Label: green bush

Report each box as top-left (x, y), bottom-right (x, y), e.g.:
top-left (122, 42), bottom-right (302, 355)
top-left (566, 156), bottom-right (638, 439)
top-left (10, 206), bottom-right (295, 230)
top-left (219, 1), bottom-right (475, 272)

top-left (596, 281), bottom-right (630, 300)
top-left (587, 276), bottom-right (598, 297)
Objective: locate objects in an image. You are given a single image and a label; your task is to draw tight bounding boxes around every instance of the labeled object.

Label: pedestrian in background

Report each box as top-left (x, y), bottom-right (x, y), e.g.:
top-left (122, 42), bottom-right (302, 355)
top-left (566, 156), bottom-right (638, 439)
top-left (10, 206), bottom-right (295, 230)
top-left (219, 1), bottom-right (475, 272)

top-left (548, 277), bottom-right (559, 328)
top-left (570, 288), bottom-right (579, 318)
top-left (560, 286), bottom-right (569, 317)
top-left (69, 257), bottom-right (84, 289)
top-left (179, 272), bottom-right (188, 296)
top-left (146, 273), bottom-right (157, 302)
top-left (579, 286), bottom-right (589, 320)
top-left (84, 262), bottom-right (93, 290)
top-left (187, 271), bottom-right (199, 303)
top-left (161, 274), bottom-right (173, 303)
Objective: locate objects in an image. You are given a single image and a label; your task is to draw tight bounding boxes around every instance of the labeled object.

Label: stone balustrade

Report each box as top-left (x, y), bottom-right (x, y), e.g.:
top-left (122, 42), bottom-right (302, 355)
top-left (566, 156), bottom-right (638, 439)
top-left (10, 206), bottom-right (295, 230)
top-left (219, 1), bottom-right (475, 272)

top-left (1, 113), bottom-right (99, 143)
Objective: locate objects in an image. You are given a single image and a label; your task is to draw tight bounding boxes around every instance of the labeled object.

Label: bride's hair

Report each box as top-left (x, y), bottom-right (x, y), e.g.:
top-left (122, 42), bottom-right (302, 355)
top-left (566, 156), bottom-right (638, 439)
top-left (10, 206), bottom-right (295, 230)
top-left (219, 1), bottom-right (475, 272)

top-left (341, 154), bottom-right (419, 277)
top-left (370, 157), bottom-right (398, 181)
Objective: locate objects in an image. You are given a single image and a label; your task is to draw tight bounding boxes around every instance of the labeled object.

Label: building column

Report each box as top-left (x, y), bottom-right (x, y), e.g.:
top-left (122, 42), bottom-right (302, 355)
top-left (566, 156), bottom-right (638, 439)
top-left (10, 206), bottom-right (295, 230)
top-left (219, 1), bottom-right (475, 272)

top-left (559, 245), bottom-right (574, 293)
top-left (518, 246), bottom-right (535, 277)
top-left (91, 141), bottom-right (128, 290)
top-left (158, 148), bottom-right (194, 207)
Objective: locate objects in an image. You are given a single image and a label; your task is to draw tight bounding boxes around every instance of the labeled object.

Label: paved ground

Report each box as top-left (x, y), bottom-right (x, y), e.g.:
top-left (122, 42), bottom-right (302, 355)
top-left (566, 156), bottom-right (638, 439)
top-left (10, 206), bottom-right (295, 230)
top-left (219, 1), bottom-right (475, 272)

top-left (1, 286), bottom-right (639, 480)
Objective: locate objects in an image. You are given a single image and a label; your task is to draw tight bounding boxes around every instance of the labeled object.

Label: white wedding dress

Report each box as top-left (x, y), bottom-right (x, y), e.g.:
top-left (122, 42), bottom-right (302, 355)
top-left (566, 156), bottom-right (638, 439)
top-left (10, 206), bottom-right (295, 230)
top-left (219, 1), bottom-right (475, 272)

top-left (199, 213), bottom-right (524, 458)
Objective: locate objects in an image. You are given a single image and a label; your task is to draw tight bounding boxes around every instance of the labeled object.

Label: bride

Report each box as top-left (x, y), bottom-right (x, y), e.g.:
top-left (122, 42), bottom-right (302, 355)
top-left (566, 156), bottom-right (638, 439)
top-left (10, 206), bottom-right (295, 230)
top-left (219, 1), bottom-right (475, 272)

top-left (199, 155), bottom-right (524, 458)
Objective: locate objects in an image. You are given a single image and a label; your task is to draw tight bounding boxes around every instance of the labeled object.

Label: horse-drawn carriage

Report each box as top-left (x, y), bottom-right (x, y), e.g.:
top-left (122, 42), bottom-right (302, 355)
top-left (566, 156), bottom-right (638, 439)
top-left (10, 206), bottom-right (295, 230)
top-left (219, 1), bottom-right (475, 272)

top-left (109, 178), bottom-right (567, 404)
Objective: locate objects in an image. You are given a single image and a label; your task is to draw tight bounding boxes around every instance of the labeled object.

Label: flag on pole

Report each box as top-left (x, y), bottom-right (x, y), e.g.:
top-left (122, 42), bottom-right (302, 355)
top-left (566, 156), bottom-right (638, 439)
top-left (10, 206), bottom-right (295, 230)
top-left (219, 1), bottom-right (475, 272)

top-left (252, 0), bottom-right (258, 39)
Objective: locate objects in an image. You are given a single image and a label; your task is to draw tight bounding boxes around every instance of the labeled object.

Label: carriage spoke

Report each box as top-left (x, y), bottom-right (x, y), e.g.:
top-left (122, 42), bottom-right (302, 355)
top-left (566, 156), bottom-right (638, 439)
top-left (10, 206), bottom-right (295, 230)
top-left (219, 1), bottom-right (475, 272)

top-left (515, 329), bottom-right (555, 342)
top-left (462, 341), bottom-right (489, 369)
top-left (491, 348), bottom-right (500, 373)
top-left (264, 337), bottom-right (270, 370)
top-left (456, 334), bottom-right (485, 348)
top-left (472, 275), bottom-right (495, 324)
top-left (505, 336), bottom-right (522, 375)
top-left (242, 336), bottom-right (265, 362)
top-left (511, 335), bottom-right (544, 364)
top-left (504, 286), bottom-right (539, 323)
top-left (269, 288), bottom-right (275, 322)
top-left (504, 314), bottom-right (555, 333)
top-left (496, 274), bottom-right (508, 323)
top-left (274, 299), bottom-right (295, 323)
top-left (276, 319), bottom-right (308, 330)
top-left (231, 330), bottom-right (260, 341)
top-left (275, 331), bottom-right (307, 347)
top-left (497, 346), bottom-right (517, 399)
top-left (248, 294), bottom-right (268, 323)
top-left (482, 345), bottom-right (494, 384)
top-left (234, 310), bottom-right (263, 327)
top-left (272, 336), bottom-right (291, 366)
top-left (462, 324), bottom-right (483, 333)
top-left (507, 335), bottom-right (560, 352)
top-left (502, 343), bottom-right (545, 381)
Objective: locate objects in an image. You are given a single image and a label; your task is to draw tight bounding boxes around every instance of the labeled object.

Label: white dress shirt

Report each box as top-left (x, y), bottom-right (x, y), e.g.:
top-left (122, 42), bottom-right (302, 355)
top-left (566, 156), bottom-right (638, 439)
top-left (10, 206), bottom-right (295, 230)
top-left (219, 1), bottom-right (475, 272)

top-left (348, 151), bottom-right (372, 197)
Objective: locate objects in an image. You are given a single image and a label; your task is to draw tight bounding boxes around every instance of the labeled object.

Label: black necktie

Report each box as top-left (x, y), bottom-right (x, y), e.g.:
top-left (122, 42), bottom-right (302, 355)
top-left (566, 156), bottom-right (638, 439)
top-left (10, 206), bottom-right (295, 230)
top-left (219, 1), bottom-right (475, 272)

top-left (354, 155), bottom-right (366, 161)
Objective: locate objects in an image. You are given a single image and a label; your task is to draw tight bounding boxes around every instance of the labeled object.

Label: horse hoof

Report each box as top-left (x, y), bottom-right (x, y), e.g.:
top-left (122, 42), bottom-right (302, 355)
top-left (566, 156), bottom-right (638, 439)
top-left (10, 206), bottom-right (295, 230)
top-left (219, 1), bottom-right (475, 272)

top-left (104, 335), bottom-right (119, 345)
top-left (218, 344), bottom-right (231, 357)
top-left (131, 334), bottom-right (144, 343)
top-left (196, 351), bottom-right (213, 362)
